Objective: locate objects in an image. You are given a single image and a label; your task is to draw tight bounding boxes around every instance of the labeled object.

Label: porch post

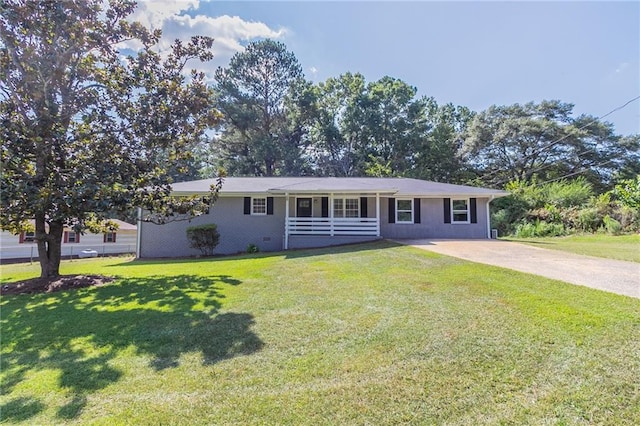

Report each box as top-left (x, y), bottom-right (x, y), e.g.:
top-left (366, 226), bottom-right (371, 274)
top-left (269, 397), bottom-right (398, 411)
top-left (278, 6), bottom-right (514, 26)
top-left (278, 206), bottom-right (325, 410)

top-left (375, 193), bottom-right (380, 237)
top-left (329, 193), bottom-right (334, 236)
top-left (284, 193), bottom-right (290, 249)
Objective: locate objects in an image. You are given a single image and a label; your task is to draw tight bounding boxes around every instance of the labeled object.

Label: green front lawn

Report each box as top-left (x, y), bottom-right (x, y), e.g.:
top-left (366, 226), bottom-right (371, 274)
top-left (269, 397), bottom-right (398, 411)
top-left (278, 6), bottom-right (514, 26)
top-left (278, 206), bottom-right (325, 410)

top-left (506, 234), bottom-right (640, 263)
top-left (2, 241), bottom-right (639, 424)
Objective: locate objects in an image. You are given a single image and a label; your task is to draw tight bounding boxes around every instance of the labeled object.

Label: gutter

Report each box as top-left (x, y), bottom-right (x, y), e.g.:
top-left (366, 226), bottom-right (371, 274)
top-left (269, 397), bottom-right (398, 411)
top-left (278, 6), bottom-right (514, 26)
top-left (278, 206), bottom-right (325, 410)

top-left (486, 195), bottom-right (494, 239)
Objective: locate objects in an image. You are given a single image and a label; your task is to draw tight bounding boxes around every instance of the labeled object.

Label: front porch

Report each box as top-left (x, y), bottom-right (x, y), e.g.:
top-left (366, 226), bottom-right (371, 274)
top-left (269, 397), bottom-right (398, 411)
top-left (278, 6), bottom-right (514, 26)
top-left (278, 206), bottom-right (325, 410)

top-left (287, 217), bottom-right (378, 236)
top-left (283, 193), bottom-right (382, 249)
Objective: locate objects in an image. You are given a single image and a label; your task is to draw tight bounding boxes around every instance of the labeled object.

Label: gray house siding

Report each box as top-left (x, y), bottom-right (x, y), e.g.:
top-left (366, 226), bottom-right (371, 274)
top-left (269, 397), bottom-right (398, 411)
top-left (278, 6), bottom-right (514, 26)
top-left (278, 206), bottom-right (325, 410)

top-left (139, 197), bottom-right (286, 257)
top-left (288, 235), bottom-right (380, 250)
top-left (380, 198), bottom-right (488, 239)
top-left (139, 193), bottom-right (493, 258)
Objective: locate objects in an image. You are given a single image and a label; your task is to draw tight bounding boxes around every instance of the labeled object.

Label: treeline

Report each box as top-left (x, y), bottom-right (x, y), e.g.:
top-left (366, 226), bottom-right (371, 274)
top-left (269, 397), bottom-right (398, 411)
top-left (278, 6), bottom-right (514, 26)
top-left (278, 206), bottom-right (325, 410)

top-left (181, 39), bottom-right (640, 234)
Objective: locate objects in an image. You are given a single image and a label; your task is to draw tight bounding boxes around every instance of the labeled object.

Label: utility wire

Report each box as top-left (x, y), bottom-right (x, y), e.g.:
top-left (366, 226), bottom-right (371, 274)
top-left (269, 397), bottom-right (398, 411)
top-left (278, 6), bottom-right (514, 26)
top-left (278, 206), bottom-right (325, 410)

top-left (494, 146), bottom-right (618, 187)
top-left (534, 159), bottom-right (615, 186)
top-left (479, 95), bottom-right (640, 181)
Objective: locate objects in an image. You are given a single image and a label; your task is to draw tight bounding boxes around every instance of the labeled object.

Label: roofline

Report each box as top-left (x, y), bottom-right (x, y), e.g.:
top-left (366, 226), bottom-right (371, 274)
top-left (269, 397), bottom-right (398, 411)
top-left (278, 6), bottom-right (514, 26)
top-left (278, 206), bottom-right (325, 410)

top-left (170, 190), bottom-right (509, 198)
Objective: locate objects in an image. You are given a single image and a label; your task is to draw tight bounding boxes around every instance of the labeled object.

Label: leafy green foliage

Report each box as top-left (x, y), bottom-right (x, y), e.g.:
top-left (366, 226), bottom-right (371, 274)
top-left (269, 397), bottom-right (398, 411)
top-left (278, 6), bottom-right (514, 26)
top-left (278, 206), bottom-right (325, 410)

top-left (543, 178), bottom-right (593, 208)
top-left (462, 101), bottom-right (639, 189)
top-left (213, 39), bottom-right (305, 176)
top-left (602, 215), bottom-right (622, 235)
top-left (613, 175), bottom-right (640, 209)
top-left (493, 178), bottom-right (638, 236)
top-left (514, 220), bottom-right (565, 238)
top-left (0, 0), bottom-right (220, 276)
top-left (186, 224), bottom-right (220, 256)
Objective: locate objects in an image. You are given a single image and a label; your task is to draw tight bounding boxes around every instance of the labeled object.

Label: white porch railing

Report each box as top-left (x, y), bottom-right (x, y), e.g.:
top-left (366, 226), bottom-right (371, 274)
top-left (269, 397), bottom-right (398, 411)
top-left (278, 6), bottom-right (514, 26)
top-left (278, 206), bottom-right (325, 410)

top-left (287, 217), bottom-right (378, 236)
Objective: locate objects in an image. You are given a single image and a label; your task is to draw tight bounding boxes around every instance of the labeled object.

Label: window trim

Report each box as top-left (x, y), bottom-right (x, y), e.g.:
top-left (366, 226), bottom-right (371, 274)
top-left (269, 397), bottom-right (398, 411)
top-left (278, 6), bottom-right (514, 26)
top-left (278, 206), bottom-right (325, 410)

top-left (20, 231), bottom-right (36, 243)
top-left (104, 232), bottom-right (117, 243)
top-left (67, 231), bottom-right (79, 243)
top-left (333, 197), bottom-right (360, 218)
top-left (451, 198), bottom-right (470, 224)
top-left (395, 198), bottom-right (414, 224)
top-left (251, 197), bottom-right (267, 215)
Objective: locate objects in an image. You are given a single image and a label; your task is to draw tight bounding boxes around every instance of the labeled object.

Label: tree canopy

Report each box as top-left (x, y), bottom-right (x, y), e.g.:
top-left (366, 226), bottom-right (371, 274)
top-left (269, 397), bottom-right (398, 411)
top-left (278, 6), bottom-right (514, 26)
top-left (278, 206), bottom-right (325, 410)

top-left (1, 0), bottom-right (220, 277)
top-left (460, 100), bottom-right (640, 190)
top-left (213, 39), bottom-right (305, 176)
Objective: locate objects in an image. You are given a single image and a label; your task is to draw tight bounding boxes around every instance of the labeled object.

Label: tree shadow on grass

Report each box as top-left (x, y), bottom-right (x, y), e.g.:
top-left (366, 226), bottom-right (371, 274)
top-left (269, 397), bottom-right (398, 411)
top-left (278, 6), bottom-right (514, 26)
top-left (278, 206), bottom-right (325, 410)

top-left (0, 397), bottom-right (45, 423)
top-left (0, 274), bottom-right (262, 421)
top-left (115, 239), bottom-right (404, 266)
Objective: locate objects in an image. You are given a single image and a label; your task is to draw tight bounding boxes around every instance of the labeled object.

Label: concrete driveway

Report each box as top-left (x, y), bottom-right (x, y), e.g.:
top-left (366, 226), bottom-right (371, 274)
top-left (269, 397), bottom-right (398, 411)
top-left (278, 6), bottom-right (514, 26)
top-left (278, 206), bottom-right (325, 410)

top-left (394, 239), bottom-right (640, 299)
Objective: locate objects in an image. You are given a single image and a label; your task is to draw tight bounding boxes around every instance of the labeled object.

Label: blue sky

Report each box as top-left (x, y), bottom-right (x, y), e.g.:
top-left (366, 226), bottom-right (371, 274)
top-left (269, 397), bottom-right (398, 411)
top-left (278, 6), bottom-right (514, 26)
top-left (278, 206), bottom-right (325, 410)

top-left (134, 1), bottom-right (639, 135)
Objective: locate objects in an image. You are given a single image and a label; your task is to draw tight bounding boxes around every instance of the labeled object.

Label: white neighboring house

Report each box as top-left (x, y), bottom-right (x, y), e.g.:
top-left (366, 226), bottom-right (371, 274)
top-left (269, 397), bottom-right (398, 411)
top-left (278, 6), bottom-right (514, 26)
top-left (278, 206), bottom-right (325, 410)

top-left (0, 219), bottom-right (137, 262)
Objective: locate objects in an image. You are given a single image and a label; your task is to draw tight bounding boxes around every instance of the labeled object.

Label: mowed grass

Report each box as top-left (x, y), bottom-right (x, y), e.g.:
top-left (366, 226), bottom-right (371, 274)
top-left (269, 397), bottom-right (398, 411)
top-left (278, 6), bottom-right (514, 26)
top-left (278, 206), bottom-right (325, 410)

top-left (1, 241), bottom-right (639, 425)
top-left (506, 234), bottom-right (640, 263)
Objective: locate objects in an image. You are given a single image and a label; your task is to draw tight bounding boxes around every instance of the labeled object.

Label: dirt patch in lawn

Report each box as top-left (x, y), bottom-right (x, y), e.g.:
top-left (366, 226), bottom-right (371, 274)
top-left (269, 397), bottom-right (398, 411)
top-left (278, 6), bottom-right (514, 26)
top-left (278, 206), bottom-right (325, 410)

top-left (1, 275), bottom-right (114, 296)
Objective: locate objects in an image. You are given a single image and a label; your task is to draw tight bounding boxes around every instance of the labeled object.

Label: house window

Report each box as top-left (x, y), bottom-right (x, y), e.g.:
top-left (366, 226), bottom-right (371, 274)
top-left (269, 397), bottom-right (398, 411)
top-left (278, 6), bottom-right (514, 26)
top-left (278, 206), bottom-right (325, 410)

top-left (251, 197), bottom-right (267, 215)
top-left (104, 232), bottom-right (116, 243)
top-left (396, 199), bottom-right (413, 223)
top-left (21, 231), bottom-right (35, 243)
top-left (333, 198), bottom-right (359, 218)
top-left (67, 231), bottom-right (79, 243)
top-left (452, 199), bottom-right (470, 223)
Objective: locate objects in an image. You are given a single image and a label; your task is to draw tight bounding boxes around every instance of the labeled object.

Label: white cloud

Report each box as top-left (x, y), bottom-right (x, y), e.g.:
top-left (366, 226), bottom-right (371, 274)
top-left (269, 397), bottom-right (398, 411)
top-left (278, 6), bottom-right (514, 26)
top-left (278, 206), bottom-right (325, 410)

top-left (615, 62), bottom-right (629, 74)
top-left (130, 0), bottom-right (200, 30)
top-left (120, 1), bottom-right (286, 79)
top-left (308, 66), bottom-right (319, 81)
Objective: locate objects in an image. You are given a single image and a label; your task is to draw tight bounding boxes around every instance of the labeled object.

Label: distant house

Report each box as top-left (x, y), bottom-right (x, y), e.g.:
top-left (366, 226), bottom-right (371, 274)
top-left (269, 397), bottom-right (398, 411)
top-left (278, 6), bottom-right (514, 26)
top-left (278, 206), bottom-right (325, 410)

top-left (0, 219), bottom-right (137, 262)
top-left (138, 177), bottom-right (508, 258)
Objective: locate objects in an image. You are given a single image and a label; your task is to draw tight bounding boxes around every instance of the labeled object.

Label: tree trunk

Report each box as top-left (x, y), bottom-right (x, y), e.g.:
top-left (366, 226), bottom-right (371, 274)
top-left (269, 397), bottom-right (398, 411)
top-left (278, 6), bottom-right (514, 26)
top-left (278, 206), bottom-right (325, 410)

top-left (35, 214), bottom-right (64, 278)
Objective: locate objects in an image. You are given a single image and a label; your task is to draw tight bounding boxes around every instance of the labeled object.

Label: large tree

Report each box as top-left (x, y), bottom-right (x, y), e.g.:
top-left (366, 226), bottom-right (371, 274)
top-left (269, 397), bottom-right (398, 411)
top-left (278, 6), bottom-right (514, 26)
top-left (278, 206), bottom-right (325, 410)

top-left (461, 100), bottom-right (639, 189)
top-left (306, 72), bottom-right (368, 176)
top-left (213, 39), bottom-right (305, 176)
top-left (409, 99), bottom-right (475, 183)
top-left (1, 0), bottom-right (220, 277)
top-left (359, 76), bottom-right (426, 176)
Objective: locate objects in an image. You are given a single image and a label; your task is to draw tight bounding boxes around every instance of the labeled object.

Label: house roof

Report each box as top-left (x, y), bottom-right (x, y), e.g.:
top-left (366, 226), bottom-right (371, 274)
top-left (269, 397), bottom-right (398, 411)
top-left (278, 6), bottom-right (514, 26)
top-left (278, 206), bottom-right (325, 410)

top-left (109, 219), bottom-right (137, 231)
top-left (22, 218), bottom-right (137, 232)
top-left (170, 177), bottom-right (509, 198)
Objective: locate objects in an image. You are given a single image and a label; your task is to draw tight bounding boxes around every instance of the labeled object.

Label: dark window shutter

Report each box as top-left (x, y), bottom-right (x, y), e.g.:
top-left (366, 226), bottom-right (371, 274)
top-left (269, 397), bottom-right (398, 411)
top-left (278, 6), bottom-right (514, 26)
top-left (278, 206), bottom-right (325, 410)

top-left (321, 197), bottom-right (329, 218)
top-left (267, 197), bottom-right (274, 215)
top-left (414, 198), bottom-right (421, 224)
top-left (103, 233), bottom-right (107, 243)
top-left (19, 232), bottom-right (24, 244)
top-left (360, 197), bottom-right (368, 218)
top-left (470, 198), bottom-right (477, 224)
top-left (76, 233), bottom-right (80, 243)
top-left (113, 233), bottom-right (117, 243)
top-left (63, 231), bottom-right (69, 243)
top-left (444, 198), bottom-right (451, 224)
top-left (388, 198), bottom-right (395, 224)
top-left (244, 197), bottom-right (251, 215)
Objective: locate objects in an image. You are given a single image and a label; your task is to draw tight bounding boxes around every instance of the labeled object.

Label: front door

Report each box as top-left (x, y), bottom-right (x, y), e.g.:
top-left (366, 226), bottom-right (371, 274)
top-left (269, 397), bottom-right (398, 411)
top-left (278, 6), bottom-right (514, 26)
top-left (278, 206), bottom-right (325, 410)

top-left (296, 198), bottom-right (312, 217)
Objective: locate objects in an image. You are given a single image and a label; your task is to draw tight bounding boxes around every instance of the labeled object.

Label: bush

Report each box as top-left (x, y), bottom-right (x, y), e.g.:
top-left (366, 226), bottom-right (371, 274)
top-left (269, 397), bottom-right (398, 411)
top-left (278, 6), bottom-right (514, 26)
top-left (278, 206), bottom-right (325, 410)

top-left (602, 215), bottom-right (622, 235)
top-left (490, 195), bottom-right (529, 236)
top-left (576, 208), bottom-right (600, 232)
top-left (514, 220), bottom-right (564, 237)
top-left (186, 224), bottom-right (220, 256)
top-left (617, 205), bottom-right (640, 232)
top-left (543, 177), bottom-right (593, 208)
top-left (246, 244), bottom-right (260, 254)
